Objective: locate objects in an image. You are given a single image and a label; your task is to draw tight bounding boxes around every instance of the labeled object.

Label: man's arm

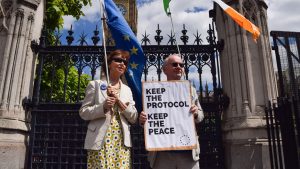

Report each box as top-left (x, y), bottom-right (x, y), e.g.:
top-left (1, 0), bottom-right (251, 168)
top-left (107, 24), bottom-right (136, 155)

top-left (191, 87), bottom-right (204, 123)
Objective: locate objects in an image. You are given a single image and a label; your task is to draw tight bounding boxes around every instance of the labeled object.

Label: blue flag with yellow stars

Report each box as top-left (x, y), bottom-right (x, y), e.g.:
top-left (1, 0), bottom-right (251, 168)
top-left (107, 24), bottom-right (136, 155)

top-left (104, 0), bottom-right (145, 112)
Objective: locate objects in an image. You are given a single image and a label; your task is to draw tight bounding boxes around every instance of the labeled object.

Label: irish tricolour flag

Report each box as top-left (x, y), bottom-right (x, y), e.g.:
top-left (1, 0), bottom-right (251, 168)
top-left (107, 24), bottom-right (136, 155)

top-left (213, 0), bottom-right (260, 41)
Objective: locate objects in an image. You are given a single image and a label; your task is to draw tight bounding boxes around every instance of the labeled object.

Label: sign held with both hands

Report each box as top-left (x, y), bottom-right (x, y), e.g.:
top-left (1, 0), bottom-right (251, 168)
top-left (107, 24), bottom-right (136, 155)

top-left (142, 81), bottom-right (197, 151)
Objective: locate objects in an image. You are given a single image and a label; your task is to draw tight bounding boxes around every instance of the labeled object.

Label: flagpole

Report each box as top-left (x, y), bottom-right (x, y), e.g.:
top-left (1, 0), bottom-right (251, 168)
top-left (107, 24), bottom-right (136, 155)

top-left (169, 11), bottom-right (188, 79)
top-left (100, 0), bottom-right (110, 84)
top-left (168, 10), bottom-right (181, 56)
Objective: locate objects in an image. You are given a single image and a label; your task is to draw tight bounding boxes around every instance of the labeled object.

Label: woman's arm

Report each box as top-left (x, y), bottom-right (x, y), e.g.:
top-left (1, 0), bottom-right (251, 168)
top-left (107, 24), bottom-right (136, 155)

top-left (120, 87), bottom-right (138, 124)
top-left (79, 81), bottom-right (107, 120)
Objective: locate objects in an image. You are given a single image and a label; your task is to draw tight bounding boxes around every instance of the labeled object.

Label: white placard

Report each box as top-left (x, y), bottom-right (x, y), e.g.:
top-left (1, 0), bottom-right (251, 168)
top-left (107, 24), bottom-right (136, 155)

top-left (142, 81), bottom-right (197, 151)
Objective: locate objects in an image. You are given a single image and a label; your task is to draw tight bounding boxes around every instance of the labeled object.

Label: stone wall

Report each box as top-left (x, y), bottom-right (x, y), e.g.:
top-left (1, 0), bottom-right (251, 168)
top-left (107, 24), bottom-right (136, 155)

top-left (0, 0), bottom-right (44, 168)
top-left (215, 0), bottom-right (277, 168)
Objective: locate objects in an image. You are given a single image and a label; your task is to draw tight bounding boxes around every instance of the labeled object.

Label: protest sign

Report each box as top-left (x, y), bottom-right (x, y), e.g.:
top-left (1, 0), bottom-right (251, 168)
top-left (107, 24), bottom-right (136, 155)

top-left (142, 80), bottom-right (197, 151)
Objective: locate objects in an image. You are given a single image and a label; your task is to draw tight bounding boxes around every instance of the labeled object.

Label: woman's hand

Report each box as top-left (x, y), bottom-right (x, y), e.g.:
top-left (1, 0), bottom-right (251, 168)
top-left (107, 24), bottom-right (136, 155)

top-left (107, 85), bottom-right (118, 97)
top-left (107, 85), bottom-right (127, 111)
top-left (103, 96), bottom-right (117, 111)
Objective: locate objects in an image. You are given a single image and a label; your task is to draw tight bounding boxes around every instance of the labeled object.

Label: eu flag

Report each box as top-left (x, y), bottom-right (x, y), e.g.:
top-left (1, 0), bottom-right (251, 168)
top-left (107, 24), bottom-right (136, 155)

top-left (104, 0), bottom-right (145, 112)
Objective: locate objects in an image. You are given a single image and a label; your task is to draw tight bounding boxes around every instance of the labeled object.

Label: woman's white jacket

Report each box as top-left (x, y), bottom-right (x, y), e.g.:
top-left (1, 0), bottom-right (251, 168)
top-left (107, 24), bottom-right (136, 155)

top-left (79, 80), bottom-right (138, 150)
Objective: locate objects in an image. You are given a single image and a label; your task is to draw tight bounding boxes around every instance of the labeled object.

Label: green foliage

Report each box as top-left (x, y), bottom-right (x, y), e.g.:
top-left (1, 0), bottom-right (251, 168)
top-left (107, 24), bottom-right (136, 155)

top-left (41, 0), bottom-right (92, 103)
top-left (40, 59), bottom-right (91, 103)
top-left (40, 0), bottom-right (91, 103)
top-left (46, 0), bottom-right (91, 31)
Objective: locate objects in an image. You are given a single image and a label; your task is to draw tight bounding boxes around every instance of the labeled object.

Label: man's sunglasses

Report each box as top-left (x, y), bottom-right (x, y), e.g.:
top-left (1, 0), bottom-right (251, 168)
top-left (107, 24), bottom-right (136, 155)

top-left (171, 62), bottom-right (184, 68)
top-left (112, 58), bottom-right (128, 65)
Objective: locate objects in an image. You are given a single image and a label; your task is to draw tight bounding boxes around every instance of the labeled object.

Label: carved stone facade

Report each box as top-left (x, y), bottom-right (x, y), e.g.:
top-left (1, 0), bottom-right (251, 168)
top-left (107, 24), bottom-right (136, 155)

top-left (0, 0), bottom-right (277, 168)
top-left (106, 0), bottom-right (137, 45)
top-left (0, 0), bottom-right (44, 168)
top-left (0, 0), bottom-right (13, 32)
top-left (215, 0), bottom-right (276, 168)
top-left (114, 0), bottom-right (137, 33)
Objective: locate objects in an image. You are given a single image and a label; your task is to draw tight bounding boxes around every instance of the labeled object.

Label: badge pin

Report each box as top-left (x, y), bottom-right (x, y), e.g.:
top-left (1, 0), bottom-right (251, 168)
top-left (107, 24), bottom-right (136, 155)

top-left (100, 84), bottom-right (107, 90)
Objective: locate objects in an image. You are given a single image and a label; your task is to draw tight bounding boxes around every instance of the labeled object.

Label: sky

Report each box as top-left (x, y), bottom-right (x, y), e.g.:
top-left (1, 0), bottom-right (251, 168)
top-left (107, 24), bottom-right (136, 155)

top-left (61, 0), bottom-right (300, 90)
top-left (63, 0), bottom-right (300, 42)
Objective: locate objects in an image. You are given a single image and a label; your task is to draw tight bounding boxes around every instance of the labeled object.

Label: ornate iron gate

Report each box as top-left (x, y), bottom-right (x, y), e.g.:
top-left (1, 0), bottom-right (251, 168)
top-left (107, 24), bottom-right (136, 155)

top-left (27, 16), bottom-right (226, 169)
top-left (265, 31), bottom-right (300, 169)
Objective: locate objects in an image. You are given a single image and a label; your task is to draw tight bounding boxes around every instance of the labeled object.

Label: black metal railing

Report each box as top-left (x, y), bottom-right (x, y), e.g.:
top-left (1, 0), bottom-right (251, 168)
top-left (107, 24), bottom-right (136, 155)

top-left (265, 97), bottom-right (300, 169)
top-left (31, 22), bottom-right (223, 105)
top-left (267, 31), bottom-right (300, 169)
top-left (28, 104), bottom-right (87, 169)
top-left (198, 101), bottom-right (224, 169)
top-left (28, 101), bottom-right (224, 169)
top-left (28, 15), bottom-right (225, 169)
top-left (271, 31), bottom-right (300, 98)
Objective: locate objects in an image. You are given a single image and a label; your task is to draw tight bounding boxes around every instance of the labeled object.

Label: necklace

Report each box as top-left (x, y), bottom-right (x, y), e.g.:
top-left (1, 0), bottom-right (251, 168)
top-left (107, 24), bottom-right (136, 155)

top-left (110, 81), bottom-right (121, 95)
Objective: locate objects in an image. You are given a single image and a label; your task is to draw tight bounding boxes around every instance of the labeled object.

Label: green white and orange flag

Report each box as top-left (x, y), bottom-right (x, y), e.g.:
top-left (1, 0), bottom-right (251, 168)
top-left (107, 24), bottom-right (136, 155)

top-left (163, 0), bottom-right (171, 15)
top-left (213, 0), bottom-right (260, 42)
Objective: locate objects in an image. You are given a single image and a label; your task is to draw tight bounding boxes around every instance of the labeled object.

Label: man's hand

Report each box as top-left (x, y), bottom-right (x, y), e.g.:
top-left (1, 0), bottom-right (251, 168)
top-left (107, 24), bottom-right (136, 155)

top-left (139, 111), bottom-right (147, 125)
top-left (190, 105), bottom-right (199, 119)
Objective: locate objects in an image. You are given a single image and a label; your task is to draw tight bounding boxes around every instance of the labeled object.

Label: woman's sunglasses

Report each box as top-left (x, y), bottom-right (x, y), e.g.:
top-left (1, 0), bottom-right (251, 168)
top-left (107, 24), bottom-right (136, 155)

top-left (171, 62), bottom-right (184, 68)
top-left (112, 58), bottom-right (128, 65)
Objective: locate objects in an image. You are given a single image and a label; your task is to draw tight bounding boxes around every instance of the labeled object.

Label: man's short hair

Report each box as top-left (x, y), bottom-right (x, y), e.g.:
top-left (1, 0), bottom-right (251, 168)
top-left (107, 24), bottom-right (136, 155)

top-left (162, 54), bottom-right (181, 68)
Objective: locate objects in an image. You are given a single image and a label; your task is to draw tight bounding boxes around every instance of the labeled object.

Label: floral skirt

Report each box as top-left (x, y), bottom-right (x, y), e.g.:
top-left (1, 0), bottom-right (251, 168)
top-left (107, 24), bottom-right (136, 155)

top-left (87, 111), bottom-right (131, 169)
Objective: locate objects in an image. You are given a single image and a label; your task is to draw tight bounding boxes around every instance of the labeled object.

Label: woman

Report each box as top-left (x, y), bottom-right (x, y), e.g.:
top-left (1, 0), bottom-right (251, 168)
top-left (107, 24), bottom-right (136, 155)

top-left (79, 49), bottom-right (138, 169)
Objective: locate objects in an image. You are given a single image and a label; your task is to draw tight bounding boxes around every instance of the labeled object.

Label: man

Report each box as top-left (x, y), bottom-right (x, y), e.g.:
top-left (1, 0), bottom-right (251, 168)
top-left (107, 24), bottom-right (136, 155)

top-left (139, 54), bottom-right (204, 169)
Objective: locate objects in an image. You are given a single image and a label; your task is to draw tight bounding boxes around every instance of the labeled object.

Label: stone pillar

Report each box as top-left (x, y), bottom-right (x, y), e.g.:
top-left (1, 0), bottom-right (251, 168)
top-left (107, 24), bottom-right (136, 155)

top-left (0, 0), bottom-right (43, 168)
top-left (215, 0), bottom-right (277, 168)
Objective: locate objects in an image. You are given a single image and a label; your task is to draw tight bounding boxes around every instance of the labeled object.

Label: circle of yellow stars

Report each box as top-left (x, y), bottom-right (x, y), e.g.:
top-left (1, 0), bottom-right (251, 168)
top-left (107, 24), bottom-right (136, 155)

top-left (123, 34), bottom-right (140, 70)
